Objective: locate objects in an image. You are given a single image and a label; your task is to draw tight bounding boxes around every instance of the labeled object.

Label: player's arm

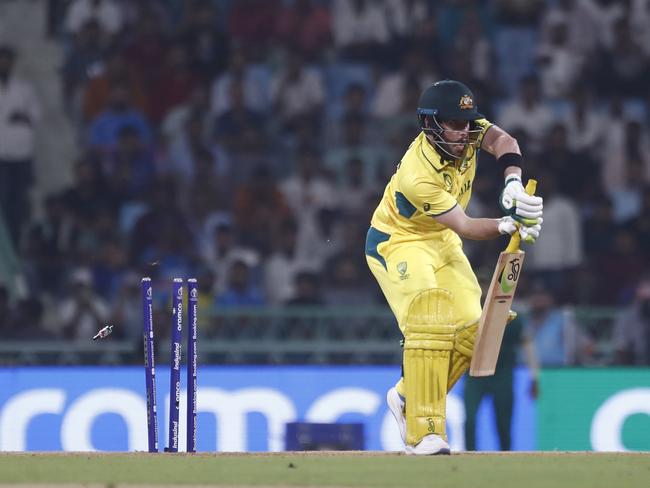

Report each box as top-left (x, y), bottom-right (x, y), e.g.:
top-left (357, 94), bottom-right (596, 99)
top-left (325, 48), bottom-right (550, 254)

top-left (433, 204), bottom-right (523, 241)
top-left (481, 124), bottom-right (522, 177)
top-left (481, 124), bottom-right (543, 225)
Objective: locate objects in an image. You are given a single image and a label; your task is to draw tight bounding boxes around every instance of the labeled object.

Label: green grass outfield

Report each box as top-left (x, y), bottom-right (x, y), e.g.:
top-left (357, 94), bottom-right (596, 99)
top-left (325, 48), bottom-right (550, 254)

top-left (0, 452), bottom-right (649, 488)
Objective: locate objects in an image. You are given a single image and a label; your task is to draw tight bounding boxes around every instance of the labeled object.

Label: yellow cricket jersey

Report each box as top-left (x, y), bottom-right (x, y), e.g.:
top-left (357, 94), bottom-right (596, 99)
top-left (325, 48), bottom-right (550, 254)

top-left (370, 119), bottom-right (492, 244)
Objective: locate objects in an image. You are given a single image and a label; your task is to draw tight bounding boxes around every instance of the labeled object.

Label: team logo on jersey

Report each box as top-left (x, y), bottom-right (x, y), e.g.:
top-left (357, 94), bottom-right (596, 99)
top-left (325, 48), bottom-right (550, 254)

top-left (397, 261), bottom-right (409, 280)
top-left (459, 95), bottom-right (474, 110)
top-left (443, 173), bottom-right (453, 192)
top-left (423, 203), bottom-right (431, 213)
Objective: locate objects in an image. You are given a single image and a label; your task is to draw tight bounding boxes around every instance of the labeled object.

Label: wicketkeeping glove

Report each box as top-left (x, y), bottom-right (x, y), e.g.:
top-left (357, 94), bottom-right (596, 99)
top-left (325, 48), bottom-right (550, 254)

top-left (499, 174), bottom-right (543, 225)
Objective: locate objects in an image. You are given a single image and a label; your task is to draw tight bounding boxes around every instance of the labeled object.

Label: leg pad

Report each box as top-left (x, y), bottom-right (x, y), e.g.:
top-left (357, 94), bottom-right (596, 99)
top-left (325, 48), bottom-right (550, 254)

top-left (403, 289), bottom-right (454, 445)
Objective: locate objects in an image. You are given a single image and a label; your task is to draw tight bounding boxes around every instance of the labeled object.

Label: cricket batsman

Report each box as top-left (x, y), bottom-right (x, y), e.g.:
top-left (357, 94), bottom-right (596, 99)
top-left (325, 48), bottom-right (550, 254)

top-left (365, 80), bottom-right (543, 454)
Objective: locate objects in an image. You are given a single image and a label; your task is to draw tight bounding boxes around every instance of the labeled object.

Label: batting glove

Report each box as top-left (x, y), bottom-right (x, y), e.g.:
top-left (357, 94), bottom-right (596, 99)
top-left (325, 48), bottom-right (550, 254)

top-left (498, 216), bottom-right (543, 244)
top-left (519, 218), bottom-right (542, 244)
top-left (499, 174), bottom-right (543, 225)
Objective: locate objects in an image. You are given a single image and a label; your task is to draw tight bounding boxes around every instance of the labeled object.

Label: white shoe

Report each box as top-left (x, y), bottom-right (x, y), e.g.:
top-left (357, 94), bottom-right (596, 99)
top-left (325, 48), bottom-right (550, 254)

top-left (386, 387), bottom-right (406, 445)
top-left (406, 433), bottom-right (451, 455)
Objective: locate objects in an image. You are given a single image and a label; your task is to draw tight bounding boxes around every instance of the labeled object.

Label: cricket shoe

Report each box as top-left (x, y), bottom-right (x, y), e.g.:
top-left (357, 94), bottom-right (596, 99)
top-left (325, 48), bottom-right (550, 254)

top-left (386, 387), bottom-right (406, 445)
top-left (405, 433), bottom-right (451, 456)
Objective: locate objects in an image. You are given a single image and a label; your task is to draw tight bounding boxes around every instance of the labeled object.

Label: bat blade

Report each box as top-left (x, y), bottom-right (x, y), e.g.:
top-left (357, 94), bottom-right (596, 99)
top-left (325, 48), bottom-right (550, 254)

top-left (469, 250), bottom-right (525, 376)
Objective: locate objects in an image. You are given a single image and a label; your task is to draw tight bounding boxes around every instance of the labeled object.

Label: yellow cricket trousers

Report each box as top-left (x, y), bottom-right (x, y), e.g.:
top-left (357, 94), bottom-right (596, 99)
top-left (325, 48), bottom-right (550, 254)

top-left (365, 226), bottom-right (482, 333)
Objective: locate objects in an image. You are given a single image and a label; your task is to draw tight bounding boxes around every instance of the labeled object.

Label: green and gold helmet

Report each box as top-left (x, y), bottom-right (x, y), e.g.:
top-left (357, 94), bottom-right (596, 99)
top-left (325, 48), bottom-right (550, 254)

top-left (417, 80), bottom-right (484, 162)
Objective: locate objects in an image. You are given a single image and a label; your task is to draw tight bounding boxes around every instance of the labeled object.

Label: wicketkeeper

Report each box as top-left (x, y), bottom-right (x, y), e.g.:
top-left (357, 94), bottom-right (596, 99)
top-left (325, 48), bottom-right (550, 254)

top-left (365, 80), bottom-right (543, 454)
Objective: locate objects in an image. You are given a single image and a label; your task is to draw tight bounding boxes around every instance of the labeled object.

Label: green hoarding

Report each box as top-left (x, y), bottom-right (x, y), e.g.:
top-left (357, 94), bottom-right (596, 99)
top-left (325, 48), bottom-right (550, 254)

top-left (537, 369), bottom-right (650, 451)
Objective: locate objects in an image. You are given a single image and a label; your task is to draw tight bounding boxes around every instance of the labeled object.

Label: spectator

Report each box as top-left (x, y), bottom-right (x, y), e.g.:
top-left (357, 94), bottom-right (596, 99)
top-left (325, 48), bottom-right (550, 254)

top-left (87, 81), bottom-right (152, 151)
top-left (121, 11), bottom-right (169, 90)
top-left (609, 160), bottom-right (645, 224)
top-left (270, 50), bottom-right (325, 134)
top-left (564, 89), bottom-right (605, 158)
top-left (233, 165), bottom-right (291, 255)
top-left (537, 123), bottom-right (597, 199)
top-left (21, 194), bottom-right (76, 296)
top-left (60, 157), bottom-right (113, 222)
top-left (64, 0), bottom-right (124, 37)
top-left (493, 0), bottom-right (545, 91)
top-left (450, 7), bottom-right (494, 86)
top-left (582, 191), bottom-right (617, 260)
top-left (210, 47), bottom-right (270, 117)
top-left (179, 1), bottom-right (229, 80)
top-left (384, 0), bottom-right (429, 57)
top-left (109, 271), bottom-right (143, 341)
top-left (186, 150), bottom-right (233, 252)
top-left (92, 235), bottom-right (128, 301)
top-left (593, 15), bottom-right (650, 98)
top-left (82, 52), bottom-right (147, 123)
top-left (228, 0), bottom-right (279, 59)
top-left (371, 50), bottom-right (434, 120)
top-left (72, 206), bottom-right (119, 268)
top-left (613, 276), bottom-right (650, 365)
top-left (285, 271), bottom-right (324, 306)
top-left (0, 45), bottom-right (41, 246)
top-left (149, 44), bottom-right (199, 123)
top-left (129, 177), bottom-right (192, 267)
top-left (323, 252), bottom-right (374, 306)
top-left (62, 19), bottom-right (108, 116)
top-left (166, 114), bottom-right (215, 184)
top-left (536, 16), bottom-right (584, 98)
top-left (523, 282), bottom-right (593, 366)
top-left (325, 113), bottom-right (394, 194)
top-left (204, 223), bottom-right (260, 295)
top-left (594, 228), bottom-right (647, 305)
top-left (161, 83), bottom-right (213, 146)
top-left (216, 259), bottom-right (265, 308)
top-left (526, 171), bottom-right (583, 299)
top-left (102, 125), bottom-right (156, 199)
top-left (281, 147), bottom-right (334, 216)
top-left (214, 78), bottom-right (267, 157)
top-left (375, 75), bottom-right (422, 146)
top-left (600, 96), bottom-right (630, 193)
top-left (264, 218), bottom-right (315, 306)
top-left (332, 0), bottom-right (391, 62)
top-left (497, 75), bottom-right (555, 153)
top-left (539, 0), bottom-right (598, 58)
top-left (337, 157), bottom-right (378, 218)
top-left (54, 267), bottom-right (110, 340)
top-left (275, 0), bottom-right (331, 61)
top-left (603, 119), bottom-right (650, 211)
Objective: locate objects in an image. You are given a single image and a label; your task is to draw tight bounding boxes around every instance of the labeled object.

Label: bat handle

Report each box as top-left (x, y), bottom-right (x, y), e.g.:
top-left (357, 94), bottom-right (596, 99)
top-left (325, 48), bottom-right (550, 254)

top-left (504, 179), bottom-right (537, 253)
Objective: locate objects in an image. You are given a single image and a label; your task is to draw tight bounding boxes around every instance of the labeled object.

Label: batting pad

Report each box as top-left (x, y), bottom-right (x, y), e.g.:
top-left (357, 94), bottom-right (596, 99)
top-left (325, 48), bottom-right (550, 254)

top-left (403, 288), bottom-right (454, 446)
top-left (447, 321), bottom-right (477, 391)
top-left (447, 310), bottom-right (517, 391)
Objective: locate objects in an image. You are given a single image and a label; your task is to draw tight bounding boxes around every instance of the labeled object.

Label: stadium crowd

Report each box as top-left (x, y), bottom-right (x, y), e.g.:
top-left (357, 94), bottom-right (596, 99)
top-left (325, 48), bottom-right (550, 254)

top-left (1, 0), bottom-right (649, 365)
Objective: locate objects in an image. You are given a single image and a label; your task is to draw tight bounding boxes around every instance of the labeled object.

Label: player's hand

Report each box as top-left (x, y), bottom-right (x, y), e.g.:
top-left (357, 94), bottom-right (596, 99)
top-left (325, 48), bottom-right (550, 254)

top-left (497, 216), bottom-right (542, 244)
top-left (497, 216), bottom-right (518, 236)
top-left (519, 218), bottom-right (542, 244)
top-left (499, 175), bottom-right (543, 225)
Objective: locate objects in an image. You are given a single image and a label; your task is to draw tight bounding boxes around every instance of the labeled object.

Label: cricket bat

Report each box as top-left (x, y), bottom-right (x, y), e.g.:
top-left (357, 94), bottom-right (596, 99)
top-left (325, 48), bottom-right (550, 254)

top-left (470, 179), bottom-right (537, 377)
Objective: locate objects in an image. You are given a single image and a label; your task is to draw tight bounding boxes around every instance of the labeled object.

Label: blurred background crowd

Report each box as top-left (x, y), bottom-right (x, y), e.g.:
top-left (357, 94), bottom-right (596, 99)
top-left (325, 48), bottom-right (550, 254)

top-left (0, 0), bottom-right (649, 366)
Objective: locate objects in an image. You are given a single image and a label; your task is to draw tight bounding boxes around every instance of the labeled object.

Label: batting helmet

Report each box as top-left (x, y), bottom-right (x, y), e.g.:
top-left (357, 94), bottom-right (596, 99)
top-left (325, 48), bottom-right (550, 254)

top-left (417, 80), bottom-right (484, 161)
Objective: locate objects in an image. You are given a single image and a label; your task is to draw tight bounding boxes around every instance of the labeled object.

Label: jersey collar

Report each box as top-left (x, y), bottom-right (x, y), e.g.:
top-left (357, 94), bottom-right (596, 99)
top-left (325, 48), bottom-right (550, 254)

top-left (418, 132), bottom-right (454, 173)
